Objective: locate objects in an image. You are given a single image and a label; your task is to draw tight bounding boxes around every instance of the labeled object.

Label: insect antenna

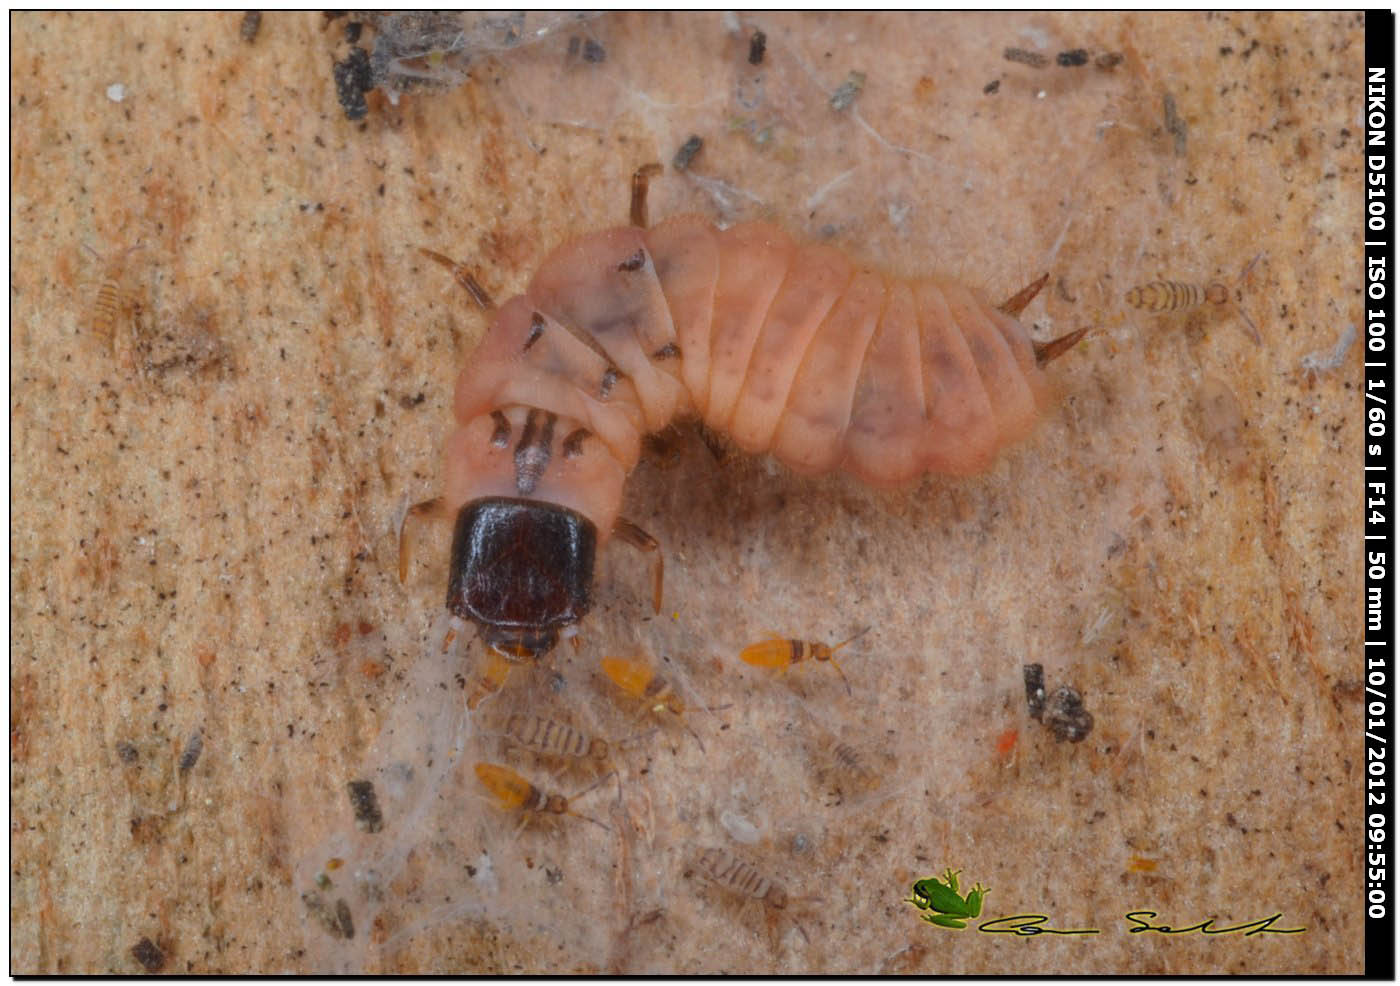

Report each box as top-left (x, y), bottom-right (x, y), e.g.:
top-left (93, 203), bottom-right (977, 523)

top-left (613, 517), bottom-right (665, 614)
top-left (563, 770), bottom-right (620, 832)
top-left (824, 626), bottom-right (872, 697)
top-left (417, 247), bottom-right (496, 312)
top-left (1228, 251), bottom-right (1267, 346)
top-left (831, 626), bottom-right (872, 652)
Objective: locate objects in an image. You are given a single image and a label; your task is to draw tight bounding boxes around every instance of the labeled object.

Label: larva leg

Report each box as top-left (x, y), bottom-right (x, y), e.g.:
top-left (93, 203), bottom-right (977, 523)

top-left (612, 517), bottom-right (664, 614)
top-left (417, 247), bottom-right (496, 312)
top-left (630, 163), bottom-right (663, 229)
top-left (398, 496), bottom-right (447, 582)
top-left (1032, 326), bottom-right (1091, 367)
top-left (996, 272), bottom-right (1049, 318)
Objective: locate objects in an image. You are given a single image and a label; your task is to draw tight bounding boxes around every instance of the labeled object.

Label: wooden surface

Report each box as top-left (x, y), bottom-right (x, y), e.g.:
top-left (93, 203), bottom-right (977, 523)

top-left (11, 11), bottom-right (1363, 972)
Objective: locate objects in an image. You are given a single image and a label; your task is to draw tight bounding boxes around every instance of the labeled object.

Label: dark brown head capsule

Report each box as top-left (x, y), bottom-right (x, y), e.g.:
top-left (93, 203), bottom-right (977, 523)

top-left (447, 497), bottom-right (597, 660)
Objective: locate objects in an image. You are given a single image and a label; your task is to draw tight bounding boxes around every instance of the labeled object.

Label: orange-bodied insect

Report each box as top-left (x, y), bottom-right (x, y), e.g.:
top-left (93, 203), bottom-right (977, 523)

top-left (473, 761), bottom-right (612, 831)
top-left (410, 163), bottom-right (1090, 661)
top-left (599, 655), bottom-right (708, 750)
top-left (738, 627), bottom-right (871, 696)
top-left (467, 645), bottom-right (516, 710)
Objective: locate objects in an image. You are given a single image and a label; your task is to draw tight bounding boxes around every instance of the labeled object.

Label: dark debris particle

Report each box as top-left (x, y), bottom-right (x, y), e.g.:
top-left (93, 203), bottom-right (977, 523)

top-left (333, 45), bottom-right (373, 121)
top-left (829, 70), bottom-right (866, 111)
top-left (748, 29), bottom-right (766, 66)
top-left (1163, 92), bottom-right (1188, 157)
top-left (1025, 663), bottom-right (1093, 742)
top-left (178, 729), bottom-right (203, 771)
top-left (1056, 48), bottom-right (1090, 67)
top-left (1043, 686), bottom-right (1094, 743)
top-left (983, 78), bottom-right (1000, 95)
top-left (1003, 46), bottom-right (1049, 69)
top-left (116, 740), bottom-right (140, 764)
top-left (347, 779), bottom-right (384, 832)
top-left (672, 134), bottom-right (704, 171)
top-left (131, 937), bottom-right (165, 973)
top-left (1023, 663), bottom-right (1047, 721)
top-left (335, 899), bottom-right (355, 939)
top-left (582, 38), bottom-right (606, 63)
top-left (545, 865), bottom-right (564, 885)
top-left (1095, 51), bottom-right (1124, 70)
top-left (344, 20), bottom-right (362, 44)
top-left (239, 11), bottom-right (261, 44)
top-left (303, 890), bottom-right (356, 939)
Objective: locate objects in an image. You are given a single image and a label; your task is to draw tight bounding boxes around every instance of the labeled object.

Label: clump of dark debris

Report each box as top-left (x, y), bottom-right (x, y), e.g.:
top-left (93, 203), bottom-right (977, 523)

top-left (1024, 662), bottom-right (1094, 743)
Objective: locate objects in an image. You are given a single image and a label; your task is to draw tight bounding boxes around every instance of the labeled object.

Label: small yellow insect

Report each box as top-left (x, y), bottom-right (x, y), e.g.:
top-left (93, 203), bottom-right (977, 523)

top-left (1124, 253), bottom-right (1265, 344)
top-left (473, 761), bottom-right (611, 831)
top-left (467, 650), bottom-right (516, 710)
top-left (1125, 279), bottom-right (1228, 312)
top-left (600, 655), bottom-right (707, 750)
top-left (738, 627), bottom-right (871, 695)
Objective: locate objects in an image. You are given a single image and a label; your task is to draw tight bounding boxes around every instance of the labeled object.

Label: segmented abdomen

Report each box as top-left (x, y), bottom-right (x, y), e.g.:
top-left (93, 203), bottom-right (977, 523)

top-left (696, 846), bottom-right (779, 902)
top-left (504, 713), bottom-right (602, 760)
top-left (447, 217), bottom-right (1056, 540)
top-left (1125, 279), bottom-right (1207, 312)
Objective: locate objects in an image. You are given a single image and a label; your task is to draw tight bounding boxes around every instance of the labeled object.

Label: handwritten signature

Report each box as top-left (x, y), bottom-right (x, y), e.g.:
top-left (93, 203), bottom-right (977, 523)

top-left (973, 912), bottom-right (1304, 938)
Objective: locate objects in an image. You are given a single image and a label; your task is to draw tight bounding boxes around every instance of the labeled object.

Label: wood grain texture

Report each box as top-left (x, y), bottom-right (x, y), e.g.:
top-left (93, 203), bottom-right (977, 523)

top-left (10, 10), bottom-right (1362, 974)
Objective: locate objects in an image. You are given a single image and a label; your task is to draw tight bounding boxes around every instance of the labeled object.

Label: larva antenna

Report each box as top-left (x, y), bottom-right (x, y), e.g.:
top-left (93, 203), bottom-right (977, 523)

top-left (612, 517), bottom-right (665, 614)
top-left (417, 247), bottom-right (496, 312)
top-left (1033, 326), bottom-right (1092, 367)
top-left (398, 495), bottom-right (446, 583)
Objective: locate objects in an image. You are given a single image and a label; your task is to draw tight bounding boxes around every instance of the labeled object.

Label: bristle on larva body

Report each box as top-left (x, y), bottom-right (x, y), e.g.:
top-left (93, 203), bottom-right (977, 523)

top-left (445, 218), bottom-right (1067, 542)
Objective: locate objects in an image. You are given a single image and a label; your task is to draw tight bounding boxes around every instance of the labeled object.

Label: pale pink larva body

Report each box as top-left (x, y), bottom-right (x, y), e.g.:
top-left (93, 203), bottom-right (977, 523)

top-left (447, 217), bottom-right (1059, 536)
top-left (429, 175), bottom-right (1085, 659)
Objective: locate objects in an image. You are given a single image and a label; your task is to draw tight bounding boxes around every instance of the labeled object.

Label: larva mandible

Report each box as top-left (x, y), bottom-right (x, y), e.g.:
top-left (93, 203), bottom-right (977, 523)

top-left (416, 165), bottom-right (1088, 660)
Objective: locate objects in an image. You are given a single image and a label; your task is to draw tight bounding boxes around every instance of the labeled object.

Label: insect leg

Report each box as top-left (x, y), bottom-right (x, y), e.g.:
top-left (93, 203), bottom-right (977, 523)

top-left (612, 517), bottom-right (664, 614)
top-left (996, 273), bottom-right (1050, 318)
top-left (417, 247), bottom-right (496, 312)
top-left (630, 163), bottom-right (663, 228)
top-left (398, 496), bottom-right (446, 582)
top-left (1033, 326), bottom-right (1091, 367)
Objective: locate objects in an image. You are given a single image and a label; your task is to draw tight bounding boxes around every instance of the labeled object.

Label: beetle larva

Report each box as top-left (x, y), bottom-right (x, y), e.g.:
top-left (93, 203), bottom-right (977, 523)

top-left (417, 165), bottom-right (1088, 660)
top-left (1125, 279), bottom-right (1227, 313)
top-left (502, 712), bottom-right (610, 763)
top-left (693, 846), bottom-right (788, 910)
top-left (1124, 253), bottom-right (1265, 344)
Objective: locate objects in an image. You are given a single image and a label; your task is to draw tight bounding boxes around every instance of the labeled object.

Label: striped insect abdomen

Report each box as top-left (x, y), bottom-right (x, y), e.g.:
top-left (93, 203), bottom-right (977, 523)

top-left (1126, 279), bottom-right (1205, 312)
top-left (698, 847), bottom-right (776, 902)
